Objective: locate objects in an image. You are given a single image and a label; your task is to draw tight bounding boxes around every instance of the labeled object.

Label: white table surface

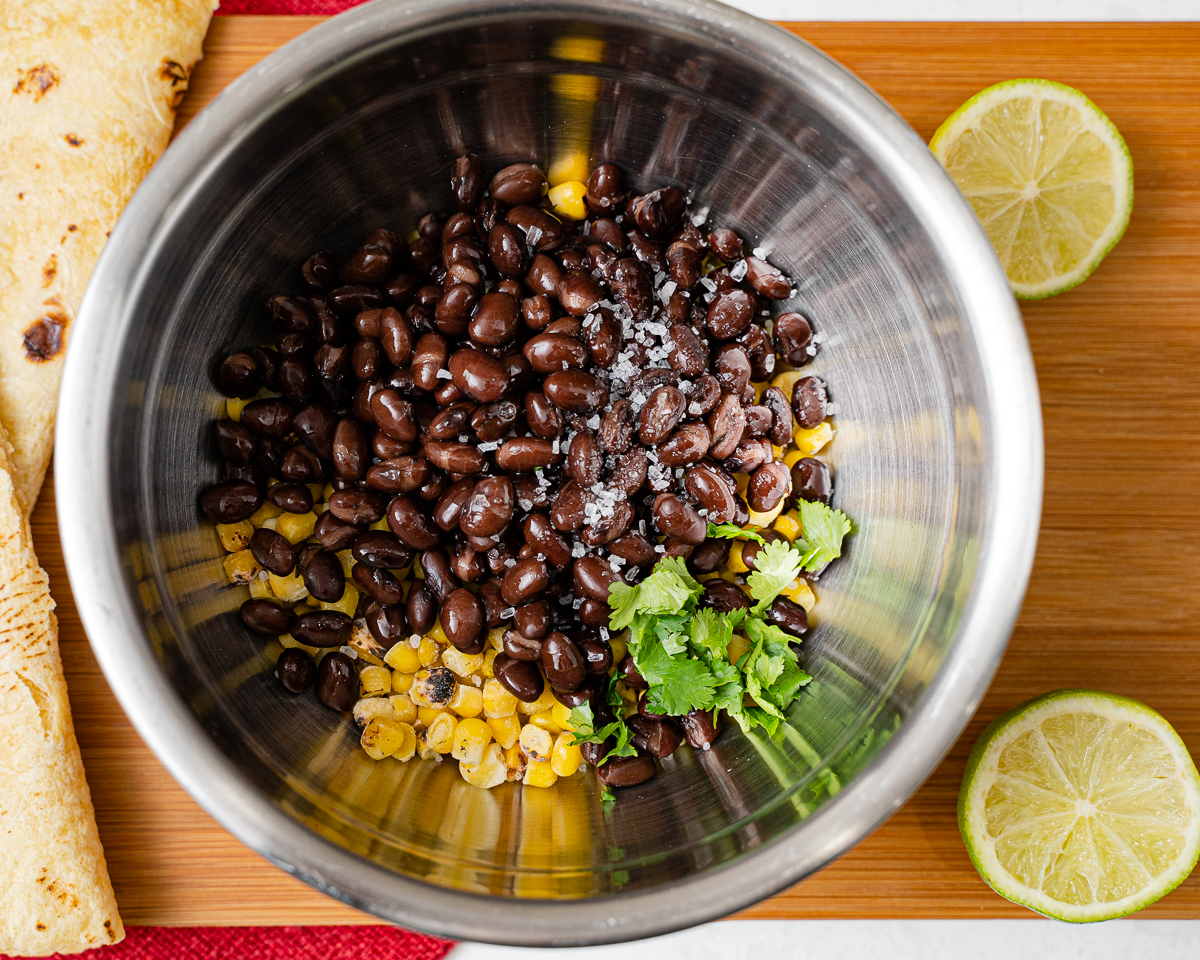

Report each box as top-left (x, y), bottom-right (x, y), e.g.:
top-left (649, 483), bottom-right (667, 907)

top-left (453, 1), bottom-right (1198, 953)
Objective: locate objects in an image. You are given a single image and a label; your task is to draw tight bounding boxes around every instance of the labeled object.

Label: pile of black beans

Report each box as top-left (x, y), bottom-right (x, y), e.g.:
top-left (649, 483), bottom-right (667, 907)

top-left (199, 156), bottom-right (830, 770)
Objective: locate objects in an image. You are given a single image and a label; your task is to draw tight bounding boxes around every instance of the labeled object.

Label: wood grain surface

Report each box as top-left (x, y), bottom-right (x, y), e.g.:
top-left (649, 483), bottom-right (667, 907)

top-left (44, 17), bottom-right (1200, 924)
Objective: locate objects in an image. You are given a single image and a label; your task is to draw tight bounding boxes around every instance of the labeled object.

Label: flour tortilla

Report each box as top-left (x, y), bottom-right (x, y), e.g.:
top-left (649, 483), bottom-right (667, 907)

top-left (0, 0), bottom-right (217, 514)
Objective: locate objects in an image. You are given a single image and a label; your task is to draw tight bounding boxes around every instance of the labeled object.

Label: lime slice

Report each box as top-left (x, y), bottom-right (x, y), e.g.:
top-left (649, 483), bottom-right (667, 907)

top-left (930, 79), bottom-right (1133, 299)
top-left (959, 690), bottom-right (1200, 922)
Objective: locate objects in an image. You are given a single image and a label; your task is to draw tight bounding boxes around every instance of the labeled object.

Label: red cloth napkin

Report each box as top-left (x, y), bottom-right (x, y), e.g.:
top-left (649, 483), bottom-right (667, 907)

top-left (0, 925), bottom-right (455, 960)
top-left (216, 0), bottom-right (367, 13)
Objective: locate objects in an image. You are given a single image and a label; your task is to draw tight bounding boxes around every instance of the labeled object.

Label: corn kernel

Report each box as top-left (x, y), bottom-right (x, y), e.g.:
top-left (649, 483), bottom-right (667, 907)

top-left (774, 510), bottom-right (802, 542)
top-left (528, 710), bottom-right (561, 734)
top-left (504, 741), bottom-right (527, 781)
top-left (216, 521), bottom-right (254, 552)
top-left (359, 664), bottom-right (392, 698)
top-left (276, 511), bottom-right (317, 544)
top-left (782, 578), bottom-right (817, 612)
top-left (392, 672), bottom-right (415, 694)
top-left (389, 693), bottom-right (417, 724)
top-left (424, 711), bottom-right (457, 753)
top-left (319, 582), bottom-right (358, 617)
top-left (771, 370), bottom-right (803, 397)
top-left (460, 741), bottom-right (506, 789)
top-left (278, 634), bottom-right (320, 657)
top-left (353, 696), bottom-right (395, 728)
top-left (335, 549), bottom-right (355, 577)
top-left (748, 498), bottom-right (786, 528)
top-left (615, 681), bottom-right (637, 703)
top-left (411, 666), bottom-right (456, 708)
top-left (547, 180), bottom-right (588, 221)
top-left (223, 549), bottom-right (262, 585)
top-left (517, 685), bottom-right (557, 715)
top-left (518, 723), bottom-right (553, 762)
top-left (487, 627), bottom-right (507, 652)
top-left (416, 730), bottom-right (440, 760)
top-left (248, 578), bottom-right (272, 599)
top-left (783, 448), bottom-right (805, 469)
top-left (725, 541), bottom-right (748, 574)
top-left (361, 716), bottom-right (408, 760)
top-left (416, 705), bottom-right (440, 728)
top-left (550, 731), bottom-right (583, 777)
top-left (523, 759), bottom-right (558, 788)
top-left (609, 634), bottom-right (627, 666)
top-left (450, 717), bottom-right (493, 765)
top-left (483, 678), bottom-right (518, 718)
top-left (728, 632), bottom-right (751, 667)
top-left (426, 619), bottom-right (449, 647)
top-left (225, 398), bottom-right (250, 421)
top-left (448, 683), bottom-right (484, 719)
top-left (417, 636), bottom-right (439, 666)
top-left (442, 647), bottom-right (483, 678)
top-left (385, 642), bottom-right (421, 673)
top-left (735, 472), bottom-right (750, 498)
top-left (793, 421), bottom-right (834, 457)
top-left (550, 698), bottom-right (575, 731)
top-left (487, 713), bottom-right (521, 749)
top-left (392, 722), bottom-right (417, 761)
top-left (269, 570), bottom-right (308, 603)
top-left (481, 648), bottom-right (498, 678)
top-left (369, 516), bottom-right (390, 532)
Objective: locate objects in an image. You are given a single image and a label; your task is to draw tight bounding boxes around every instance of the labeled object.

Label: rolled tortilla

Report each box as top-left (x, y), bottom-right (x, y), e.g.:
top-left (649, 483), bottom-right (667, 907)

top-left (0, 0), bottom-right (218, 513)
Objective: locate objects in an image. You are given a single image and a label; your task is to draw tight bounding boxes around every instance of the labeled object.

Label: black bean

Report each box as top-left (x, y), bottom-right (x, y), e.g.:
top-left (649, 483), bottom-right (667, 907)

top-left (503, 630), bottom-right (543, 662)
top-left (315, 651), bottom-right (357, 710)
top-left (406, 580), bottom-right (438, 635)
top-left (628, 715), bottom-right (683, 758)
top-left (452, 152), bottom-right (485, 211)
top-left (250, 527), bottom-right (296, 576)
top-left (276, 648), bottom-right (316, 692)
top-left (765, 596), bottom-right (808, 638)
top-left (313, 511), bottom-right (363, 552)
top-left (218, 353), bottom-right (262, 398)
top-left (492, 652), bottom-right (545, 702)
top-left (596, 752), bottom-right (656, 787)
top-left (302, 549), bottom-right (345, 603)
top-left (353, 563), bottom-right (404, 605)
top-left (241, 598), bottom-right (295, 636)
top-left (540, 631), bottom-right (585, 693)
top-left (773, 312), bottom-right (815, 366)
top-left (791, 376), bottom-right (827, 429)
top-left (200, 480), bottom-right (263, 523)
top-left (791, 457), bottom-right (832, 505)
top-left (294, 611), bottom-right (353, 648)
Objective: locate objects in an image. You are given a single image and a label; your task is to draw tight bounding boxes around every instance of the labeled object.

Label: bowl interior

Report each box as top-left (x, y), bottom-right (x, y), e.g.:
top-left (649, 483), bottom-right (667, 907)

top-left (89, 0), bottom-right (1012, 935)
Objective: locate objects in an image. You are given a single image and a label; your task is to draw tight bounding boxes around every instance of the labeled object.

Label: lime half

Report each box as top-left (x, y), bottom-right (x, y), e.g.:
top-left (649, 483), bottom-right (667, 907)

top-left (930, 79), bottom-right (1133, 299)
top-left (959, 690), bottom-right (1200, 922)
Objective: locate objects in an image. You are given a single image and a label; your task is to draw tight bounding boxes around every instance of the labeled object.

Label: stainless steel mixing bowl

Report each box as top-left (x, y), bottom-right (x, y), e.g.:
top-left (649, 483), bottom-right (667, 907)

top-left (56, 0), bottom-right (1042, 945)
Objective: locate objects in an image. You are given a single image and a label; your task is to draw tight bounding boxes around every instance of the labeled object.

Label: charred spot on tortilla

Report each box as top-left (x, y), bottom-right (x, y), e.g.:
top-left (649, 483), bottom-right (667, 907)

top-left (160, 59), bottom-right (190, 109)
top-left (41, 256), bottom-right (57, 287)
top-left (14, 63), bottom-right (60, 99)
top-left (23, 308), bottom-right (67, 362)
top-left (65, 133), bottom-right (83, 147)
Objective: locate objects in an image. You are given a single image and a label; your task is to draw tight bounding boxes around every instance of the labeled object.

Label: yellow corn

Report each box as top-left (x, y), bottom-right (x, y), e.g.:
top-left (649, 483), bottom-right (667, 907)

top-left (353, 696), bottom-right (395, 728)
top-left (518, 723), bottom-right (553, 762)
top-left (448, 683), bottom-right (484, 719)
top-left (269, 570), bottom-right (308, 603)
top-left (504, 742), bottom-right (527, 781)
top-left (783, 448), bottom-right (805, 469)
top-left (216, 521), bottom-right (253, 552)
top-left (248, 501), bottom-right (283, 528)
top-left (550, 699), bottom-right (575, 731)
top-left (389, 693), bottom-right (417, 725)
top-left (517, 685), bottom-right (557, 715)
top-left (278, 634), bottom-right (320, 657)
top-left (609, 634), bottom-right (627, 666)
top-left (276, 511), bottom-right (317, 544)
top-left (223, 550), bottom-right (262, 585)
top-left (728, 632), bottom-right (751, 667)
top-left (523, 759), bottom-right (557, 788)
top-left (368, 515), bottom-right (389, 532)
top-left (483, 678), bottom-right (517, 718)
top-left (782, 578), bottom-right (817, 612)
top-left (361, 717), bottom-right (408, 761)
top-left (392, 722), bottom-right (417, 761)
top-left (411, 667), bottom-right (456, 708)
top-left (615, 681), bottom-right (637, 703)
top-left (748, 498), bottom-right (787, 528)
top-left (416, 730), bottom-right (440, 760)
top-left (417, 636), bottom-right (439, 667)
top-left (487, 627), bottom-right (507, 652)
top-left (225, 398), bottom-right (250, 421)
top-left (725, 541), bottom-right (748, 574)
top-left (528, 711), bottom-right (561, 734)
top-left (416, 705), bottom-right (440, 729)
top-left (487, 713), bottom-right (521, 749)
top-left (248, 578), bottom-right (272, 600)
top-left (322, 482), bottom-right (336, 502)
top-left (385, 642), bottom-right (421, 673)
top-left (459, 741), bottom-right (506, 789)
top-left (793, 421), bottom-right (834, 457)
top-left (550, 731), bottom-right (583, 777)
top-left (319, 582), bottom-right (358, 618)
top-left (771, 370), bottom-right (803, 397)
top-left (547, 180), bottom-right (588, 221)
top-left (774, 510), bottom-right (802, 541)
top-left (442, 647), bottom-right (483, 678)
top-left (424, 711), bottom-right (457, 753)
top-left (392, 672), bottom-right (415, 694)
top-left (450, 717), bottom-right (493, 765)
top-left (425, 619), bottom-right (449, 647)
top-left (359, 665), bottom-right (392, 698)
top-left (481, 648), bottom-right (498, 678)
top-left (335, 549), bottom-right (355, 577)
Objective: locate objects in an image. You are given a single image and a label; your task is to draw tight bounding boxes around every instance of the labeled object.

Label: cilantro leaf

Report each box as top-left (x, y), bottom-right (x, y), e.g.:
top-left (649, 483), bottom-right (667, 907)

top-left (706, 522), bottom-right (767, 545)
top-left (653, 613), bottom-right (691, 656)
top-left (602, 719), bottom-right (638, 763)
top-left (690, 607), bottom-right (733, 659)
top-left (608, 555), bottom-right (703, 629)
top-left (746, 538), bottom-right (803, 614)
top-left (636, 634), bottom-right (721, 716)
top-left (567, 699), bottom-right (638, 761)
top-left (567, 703), bottom-right (597, 738)
top-left (742, 614), bottom-right (799, 651)
top-left (794, 500), bottom-right (854, 573)
top-left (600, 784), bottom-right (616, 806)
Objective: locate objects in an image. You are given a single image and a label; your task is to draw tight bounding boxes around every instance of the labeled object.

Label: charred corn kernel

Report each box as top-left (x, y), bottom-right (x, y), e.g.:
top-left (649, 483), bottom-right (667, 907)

top-left (481, 648), bottom-right (498, 678)
top-left (782, 578), bottom-right (817, 611)
top-left (389, 693), bottom-right (417, 724)
top-left (392, 671), bottom-right (415, 694)
top-left (248, 578), bottom-right (272, 599)
top-left (551, 699), bottom-right (575, 731)
top-left (528, 711), bottom-right (561, 734)
top-left (504, 742), bottom-right (527, 781)
top-left (794, 421), bottom-right (834, 457)
top-left (609, 634), bottom-right (627, 666)
top-left (518, 723), bottom-right (553, 762)
top-left (223, 549), bottom-right (262, 585)
top-left (424, 711), bottom-right (457, 753)
top-left (748, 499), bottom-right (786, 528)
top-left (347, 622), bottom-right (386, 666)
top-left (359, 665), bottom-right (392, 698)
top-left (448, 683), bottom-right (484, 719)
top-left (392, 722), bottom-right (417, 761)
top-left (517, 685), bottom-right (557, 715)
top-left (487, 713), bottom-right (521, 749)
top-left (216, 521), bottom-right (253, 552)
top-left (483, 678), bottom-right (518, 718)
top-left (523, 759), bottom-right (557, 788)
top-left (725, 541), bottom-right (748, 574)
top-left (442, 647), bottom-right (483, 678)
top-left (225, 398), bottom-right (250, 421)
top-left (417, 705), bottom-right (440, 728)
top-left (361, 716), bottom-right (408, 760)
top-left (771, 370), bottom-right (803, 397)
top-left (783, 448), bottom-right (805, 469)
top-left (417, 636), bottom-right (439, 667)
top-left (450, 717), bottom-right (493, 765)
top-left (425, 619), bottom-right (449, 647)
top-left (411, 666), bottom-right (456, 708)
top-left (416, 730), bottom-right (440, 760)
top-left (487, 627), bottom-right (507, 652)
top-left (353, 696), bottom-right (395, 728)
top-left (335, 549), bottom-right (355, 577)
top-left (276, 511), bottom-right (317, 544)
top-left (728, 632), bottom-right (751, 666)
top-left (385, 642), bottom-right (421, 673)
top-left (319, 583), bottom-right (358, 617)
top-left (248, 501), bottom-right (283, 528)
top-left (550, 731), bottom-right (583, 777)
top-left (547, 180), bottom-right (588, 221)
top-left (460, 741), bottom-right (506, 789)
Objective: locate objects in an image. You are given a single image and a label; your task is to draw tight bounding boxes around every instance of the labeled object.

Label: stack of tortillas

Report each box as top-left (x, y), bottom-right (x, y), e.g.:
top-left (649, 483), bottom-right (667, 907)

top-left (1, 1), bottom-right (216, 954)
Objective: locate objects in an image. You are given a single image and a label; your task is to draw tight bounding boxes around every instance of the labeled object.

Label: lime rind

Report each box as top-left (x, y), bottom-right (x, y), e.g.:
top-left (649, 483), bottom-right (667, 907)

top-left (959, 689), bottom-right (1200, 922)
top-left (931, 79), bottom-right (1134, 300)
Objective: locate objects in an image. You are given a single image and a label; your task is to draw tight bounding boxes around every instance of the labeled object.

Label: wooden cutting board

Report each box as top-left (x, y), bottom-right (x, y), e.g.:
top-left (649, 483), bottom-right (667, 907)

top-left (42, 17), bottom-right (1200, 924)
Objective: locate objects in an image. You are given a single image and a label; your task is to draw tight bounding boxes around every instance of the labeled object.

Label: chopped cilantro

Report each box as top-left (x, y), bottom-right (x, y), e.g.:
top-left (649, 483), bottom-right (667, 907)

top-left (690, 607), bottom-right (733, 659)
top-left (746, 538), bottom-right (803, 613)
top-left (608, 555), bottom-right (703, 629)
top-left (794, 500), bottom-right (854, 573)
top-left (706, 522), bottom-right (767, 545)
top-left (600, 784), bottom-right (616, 806)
